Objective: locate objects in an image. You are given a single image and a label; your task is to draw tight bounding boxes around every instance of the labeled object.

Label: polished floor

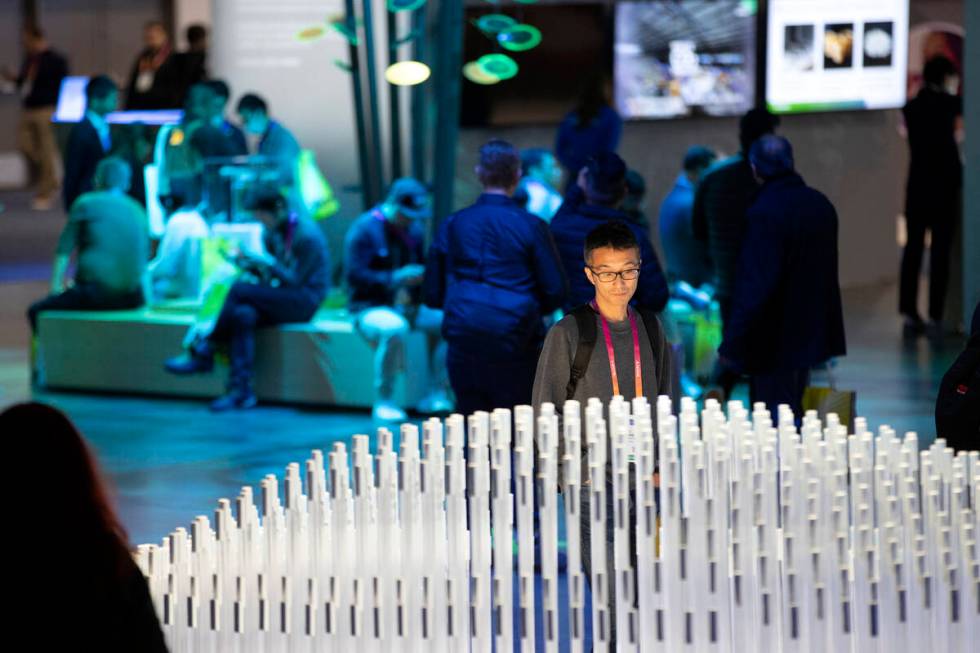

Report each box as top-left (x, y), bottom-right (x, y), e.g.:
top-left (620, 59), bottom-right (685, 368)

top-left (0, 190), bottom-right (963, 549)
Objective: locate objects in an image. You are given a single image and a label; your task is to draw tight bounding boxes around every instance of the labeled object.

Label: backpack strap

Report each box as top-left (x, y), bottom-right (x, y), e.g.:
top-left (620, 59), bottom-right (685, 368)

top-left (566, 304), bottom-right (598, 401)
top-left (636, 307), bottom-right (665, 353)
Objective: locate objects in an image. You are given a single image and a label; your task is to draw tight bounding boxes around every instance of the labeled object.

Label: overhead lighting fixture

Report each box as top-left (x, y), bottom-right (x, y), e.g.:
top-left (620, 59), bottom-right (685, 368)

top-left (497, 24), bottom-right (542, 52)
top-left (476, 14), bottom-right (517, 35)
top-left (476, 53), bottom-right (519, 81)
top-left (388, 0), bottom-right (427, 11)
top-left (463, 61), bottom-right (501, 85)
top-left (385, 60), bottom-right (432, 86)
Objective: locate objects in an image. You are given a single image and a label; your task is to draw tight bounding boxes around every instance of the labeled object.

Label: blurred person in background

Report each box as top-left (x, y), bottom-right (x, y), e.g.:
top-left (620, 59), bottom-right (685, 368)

top-left (63, 75), bottom-right (117, 211)
top-left (555, 73), bottom-right (622, 191)
top-left (659, 145), bottom-right (716, 289)
top-left (4, 402), bottom-right (168, 651)
top-left (205, 79), bottom-right (247, 155)
top-left (125, 20), bottom-right (173, 110)
top-left (516, 147), bottom-right (563, 222)
top-left (621, 169), bottom-right (650, 230)
top-left (161, 23), bottom-right (209, 108)
top-left (424, 139), bottom-right (567, 414)
top-left (900, 55), bottom-right (963, 340)
top-left (345, 178), bottom-right (451, 421)
top-left (237, 93), bottom-right (301, 186)
top-left (2, 25), bottom-right (68, 210)
top-left (719, 135), bottom-right (845, 419)
top-left (550, 152), bottom-right (669, 313)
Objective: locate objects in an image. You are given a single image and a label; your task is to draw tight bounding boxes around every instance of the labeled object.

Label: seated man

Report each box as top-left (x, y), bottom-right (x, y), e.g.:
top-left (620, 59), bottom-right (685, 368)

top-left (147, 193), bottom-right (209, 302)
top-left (237, 93), bottom-right (300, 187)
top-left (204, 79), bottom-right (247, 156)
top-left (28, 157), bottom-right (148, 333)
top-left (516, 148), bottom-right (563, 222)
top-left (550, 152), bottom-right (669, 313)
top-left (344, 178), bottom-right (450, 421)
top-left (164, 189), bottom-right (331, 411)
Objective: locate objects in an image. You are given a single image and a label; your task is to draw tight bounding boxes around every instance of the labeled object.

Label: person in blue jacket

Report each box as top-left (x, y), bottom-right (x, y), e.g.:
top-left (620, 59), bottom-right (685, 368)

top-left (424, 139), bottom-right (567, 415)
top-left (719, 135), bottom-right (846, 418)
top-left (550, 152), bottom-right (669, 313)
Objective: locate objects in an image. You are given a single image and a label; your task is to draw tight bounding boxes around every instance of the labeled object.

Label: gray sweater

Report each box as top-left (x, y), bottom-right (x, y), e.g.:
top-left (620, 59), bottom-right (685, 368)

top-left (532, 311), bottom-right (672, 453)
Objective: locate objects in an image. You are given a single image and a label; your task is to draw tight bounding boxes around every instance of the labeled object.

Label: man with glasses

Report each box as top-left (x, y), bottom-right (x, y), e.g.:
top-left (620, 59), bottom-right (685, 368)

top-left (532, 219), bottom-right (672, 648)
top-left (550, 152), bottom-right (668, 313)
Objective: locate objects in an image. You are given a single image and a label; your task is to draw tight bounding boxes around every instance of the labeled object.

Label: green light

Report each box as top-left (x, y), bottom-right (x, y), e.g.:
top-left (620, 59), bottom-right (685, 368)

top-left (296, 25), bottom-right (327, 42)
top-left (497, 24), bottom-right (541, 52)
top-left (387, 0), bottom-right (426, 11)
top-left (463, 61), bottom-right (500, 85)
top-left (476, 14), bottom-right (517, 35)
top-left (514, 0), bottom-right (540, 4)
top-left (476, 53), bottom-right (518, 81)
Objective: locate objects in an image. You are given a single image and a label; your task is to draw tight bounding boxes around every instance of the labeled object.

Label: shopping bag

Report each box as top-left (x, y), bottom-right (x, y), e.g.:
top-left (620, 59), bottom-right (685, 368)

top-left (802, 364), bottom-right (856, 431)
top-left (295, 149), bottom-right (340, 221)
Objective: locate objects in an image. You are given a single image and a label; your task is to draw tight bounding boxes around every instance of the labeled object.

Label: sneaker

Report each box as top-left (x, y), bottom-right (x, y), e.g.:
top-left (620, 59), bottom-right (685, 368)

top-left (210, 388), bottom-right (258, 412)
top-left (416, 391), bottom-right (454, 415)
top-left (164, 343), bottom-right (214, 375)
top-left (372, 401), bottom-right (407, 422)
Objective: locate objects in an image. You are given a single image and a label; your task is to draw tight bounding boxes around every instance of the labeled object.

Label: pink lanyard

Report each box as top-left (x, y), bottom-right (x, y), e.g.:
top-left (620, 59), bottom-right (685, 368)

top-left (591, 301), bottom-right (643, 398)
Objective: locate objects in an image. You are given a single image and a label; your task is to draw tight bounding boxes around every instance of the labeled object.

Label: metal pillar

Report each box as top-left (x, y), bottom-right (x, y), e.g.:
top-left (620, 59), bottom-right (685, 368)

top-left (345, 0), bottom-right (373, 211)
top-left (431, 0), bottom-right (464, 232)
top-left (386, 9), bottom-right (403, 180)
top-left (360, 0), bottom-right (385, 204)
top-left (964, 0), bottom-right (980, 325)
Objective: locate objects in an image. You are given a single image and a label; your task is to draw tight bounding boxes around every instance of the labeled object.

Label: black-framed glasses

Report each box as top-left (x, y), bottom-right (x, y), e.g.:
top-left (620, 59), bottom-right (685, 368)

top-left (588, 267), bottom-right (640, 282)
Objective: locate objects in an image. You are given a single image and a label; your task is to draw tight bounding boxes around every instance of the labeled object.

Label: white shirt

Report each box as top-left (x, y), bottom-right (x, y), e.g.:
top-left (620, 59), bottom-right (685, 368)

top-left (148, 209), bottom-right (209, 300)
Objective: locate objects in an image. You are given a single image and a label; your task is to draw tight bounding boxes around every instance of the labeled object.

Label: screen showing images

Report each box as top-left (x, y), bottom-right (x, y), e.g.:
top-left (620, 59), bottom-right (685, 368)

top-left (767, 0), bottom-right (908, 113)
top-left (614, 0), bottom-right (755, 120)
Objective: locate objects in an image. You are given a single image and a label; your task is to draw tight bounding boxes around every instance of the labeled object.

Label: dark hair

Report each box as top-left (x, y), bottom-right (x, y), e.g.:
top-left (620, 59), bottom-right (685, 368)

top-left (187, 23), bottom-right (208, 46)
top-left (520, 148), bottom-right (552, 176)
top-left (574, 72), bottom-right (609, 129)
top-left (244, 187), bottom-right (288, 215)
top-left (739, 108), bottom-right (780, 154)
top-left (85, 75), bottom-right (117, 102)
top-left (682, 145), bottom-right (717, 173)
top-left (923, 55), bottom-right (956, 86)
top-left (477, 139), bottom-right (521, 189)
top-left (23, 24), bottom-right (44, 39)
top-left (583, 152), bottom-right (627, 206)
top-left (237, 92), bottom-right (268, 114)
top-left (625, 169), bottom-right (645, 198)
top-left (2, 403), bottom-right (133, 578)
top-left (206, 79), bottom-right (231, 101)
top-left (749, 134), bottom-right (795, 180)
top-left (584, 220), bottom-right (639, 263)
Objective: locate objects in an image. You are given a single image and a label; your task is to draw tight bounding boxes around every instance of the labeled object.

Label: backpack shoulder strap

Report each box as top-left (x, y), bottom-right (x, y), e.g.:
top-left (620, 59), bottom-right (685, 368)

top-left (566, 304), bottom-right (598, 401)
top-left (636, 308), bottom-right (665, 351)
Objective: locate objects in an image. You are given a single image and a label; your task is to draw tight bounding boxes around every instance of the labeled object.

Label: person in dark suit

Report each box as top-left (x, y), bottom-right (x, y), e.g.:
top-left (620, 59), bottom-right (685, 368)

top-left (900, 55), bottom-right (963, 339)
top-left (719, 135), bottom-right (846, 419)
top-left (160, 23), bottom-right (208, 108)
top-left (124, 21), bottom-right (172, 110)
top-left (423, 139), bottom-right (567, 414)
top-left (63, 75), bottom-right (117, 211)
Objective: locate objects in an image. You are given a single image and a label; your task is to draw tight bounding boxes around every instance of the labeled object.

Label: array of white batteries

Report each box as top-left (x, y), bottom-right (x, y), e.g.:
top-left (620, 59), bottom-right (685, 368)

top-left (137, 396), bottom-right (979, 652)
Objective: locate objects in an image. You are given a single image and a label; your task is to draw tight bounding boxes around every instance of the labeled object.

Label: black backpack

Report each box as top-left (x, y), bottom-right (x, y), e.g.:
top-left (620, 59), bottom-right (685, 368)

top-left (935, 331), bottom-right (980, 452)
top-left (565, 303), bottom-right (665, 400)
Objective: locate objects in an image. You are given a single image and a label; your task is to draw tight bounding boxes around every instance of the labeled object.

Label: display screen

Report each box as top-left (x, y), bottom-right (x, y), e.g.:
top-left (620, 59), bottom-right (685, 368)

top-left (53, 76), bottom-right (183, 125)
top-left (766, 0), bottom-right (909, 113)
top-left (613, 0), bottom-right (756, 120)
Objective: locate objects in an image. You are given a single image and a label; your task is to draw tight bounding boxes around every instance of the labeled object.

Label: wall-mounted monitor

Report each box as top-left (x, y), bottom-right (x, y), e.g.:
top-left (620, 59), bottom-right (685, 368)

top-left (53, 76), bottom-right (182, 125)
top-left (766, 0), bottom-right (909, 113)
top-left (613, 0), bottom-right (756, 120)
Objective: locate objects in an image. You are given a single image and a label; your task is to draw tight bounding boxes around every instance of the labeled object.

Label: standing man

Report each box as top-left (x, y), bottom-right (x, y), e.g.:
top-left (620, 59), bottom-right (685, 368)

top-left (63, 75), bottom-right (117, 211)
top-left (658, 145), bottom-right (716, 288)
top-left (125, 21), bottom-right (173, 110)
top-left (550, 152), bottom-right (669, 313)
top-left (3, 25), bottom-right (68, 210)
top-left (237, 93), bottom-right (301, 186)
top-left (719, 135), bottom-right (846, 419)
top-left (164, 189), bottom-right (330, 411)
top-left (900, 55), bottom-right (963, 339)
top-left (345, 178), bottom-right (451, 421)
top-left (532, 220), bottom-right (672, 648)
top-left (28, 158), bottom-right (147, 334)
top-left (424, 139), bottom-right (567, 414)
top-left (692, 108), bottom-right (779, 324)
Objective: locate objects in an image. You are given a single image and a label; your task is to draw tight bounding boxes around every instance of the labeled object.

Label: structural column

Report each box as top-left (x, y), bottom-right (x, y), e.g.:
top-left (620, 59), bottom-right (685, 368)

top-left (964, 0), bottom-right (980, 324)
